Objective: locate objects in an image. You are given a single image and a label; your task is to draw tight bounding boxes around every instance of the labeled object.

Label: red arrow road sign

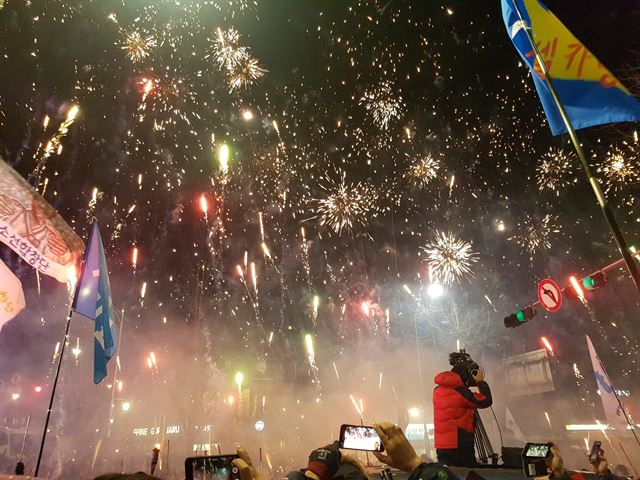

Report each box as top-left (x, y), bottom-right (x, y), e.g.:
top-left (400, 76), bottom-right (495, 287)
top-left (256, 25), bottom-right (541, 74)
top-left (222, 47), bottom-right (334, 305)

top-left (538, 278), bottom-right (562, 313)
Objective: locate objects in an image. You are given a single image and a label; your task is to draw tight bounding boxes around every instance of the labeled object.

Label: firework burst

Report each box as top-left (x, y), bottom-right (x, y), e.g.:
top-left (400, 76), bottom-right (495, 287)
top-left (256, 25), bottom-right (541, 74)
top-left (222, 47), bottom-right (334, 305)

top-left (208, 27), bottom-right (267, 92)
top-left (312, 171), bottom-right (377, 235)
top-left (406, 153), bottom-right (441, 188)
top-left (421, 231), bottom-right (478, 284)
top-left (119, 29), bottom-right (156, 63)
top-left (536, 147), bottom-right (577, 192)
top-left (597, 145), bottom-right (640, 194)
top-left (227, 55), bottom-right (267, 92)
top-left (509, 213), bottom-right (560, 255)
top-left (360, 81), bottom-right (404, 130)
top-left (209, 27), bottom-right (247, 69)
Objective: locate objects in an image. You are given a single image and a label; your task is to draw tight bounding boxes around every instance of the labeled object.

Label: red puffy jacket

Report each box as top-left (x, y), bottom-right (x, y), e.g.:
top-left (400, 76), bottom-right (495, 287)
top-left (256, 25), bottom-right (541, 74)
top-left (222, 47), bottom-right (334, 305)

top-left (433, 371), bottom-right (492, 450)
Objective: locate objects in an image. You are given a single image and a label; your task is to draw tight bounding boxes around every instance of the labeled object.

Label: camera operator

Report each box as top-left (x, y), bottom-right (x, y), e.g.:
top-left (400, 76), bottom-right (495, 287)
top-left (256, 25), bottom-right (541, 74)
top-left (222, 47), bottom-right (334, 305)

top-left (433, 352), bottom-right (492, 467)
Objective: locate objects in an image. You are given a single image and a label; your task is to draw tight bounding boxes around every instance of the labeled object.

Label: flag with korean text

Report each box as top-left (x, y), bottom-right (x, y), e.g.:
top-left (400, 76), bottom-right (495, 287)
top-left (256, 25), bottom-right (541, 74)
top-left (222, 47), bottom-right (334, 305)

top-left (0, 159), bottom-right (84, 283)
top-left (0, 259), bottom-right (26, 329)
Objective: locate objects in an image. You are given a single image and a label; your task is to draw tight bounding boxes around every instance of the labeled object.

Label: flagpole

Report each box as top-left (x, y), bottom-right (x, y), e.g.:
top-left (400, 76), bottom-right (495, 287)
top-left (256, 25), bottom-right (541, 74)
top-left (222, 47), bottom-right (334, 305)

top-left (19, 413), bottom-right (31, 463)
top-left (511, 0), bottom-right (640, 295)
top-left (34, 306), bottom-right (74, 477)
top-left (107, 306), bottom-right (125, 438)
top-left (35, 220), bottom-right (96, 476)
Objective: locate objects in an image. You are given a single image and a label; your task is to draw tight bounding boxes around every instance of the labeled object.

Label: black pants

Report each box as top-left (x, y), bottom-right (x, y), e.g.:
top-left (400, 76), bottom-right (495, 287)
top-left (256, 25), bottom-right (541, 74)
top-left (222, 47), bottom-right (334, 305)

top-left (437, 446), bottom-right (478, 467)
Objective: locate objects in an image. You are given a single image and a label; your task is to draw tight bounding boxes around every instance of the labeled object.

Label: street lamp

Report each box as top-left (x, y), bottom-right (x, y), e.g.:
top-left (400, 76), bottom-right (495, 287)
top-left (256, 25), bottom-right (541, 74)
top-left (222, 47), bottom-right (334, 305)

top-left (122, 401), bottom-right (131, 412)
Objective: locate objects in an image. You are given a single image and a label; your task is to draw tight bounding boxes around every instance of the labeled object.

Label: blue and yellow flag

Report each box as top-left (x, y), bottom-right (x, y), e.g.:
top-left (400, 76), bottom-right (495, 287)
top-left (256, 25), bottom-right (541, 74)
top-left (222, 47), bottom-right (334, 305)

top-left (72, 220), bottom-right (117, 384)
top-left (501, 0), bottom-right (640, 135)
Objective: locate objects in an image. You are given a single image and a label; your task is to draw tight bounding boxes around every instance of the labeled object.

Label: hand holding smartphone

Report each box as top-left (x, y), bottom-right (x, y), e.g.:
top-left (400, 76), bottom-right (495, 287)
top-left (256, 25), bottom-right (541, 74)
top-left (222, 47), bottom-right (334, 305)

top-left (185, 454), bottom-right (240, 480)
top-left (522, 442), bottom-right (552, 478)
top-left (588, 441), bottom-right (602, 465)
top-left (339, 424), bottom-right (384, 452)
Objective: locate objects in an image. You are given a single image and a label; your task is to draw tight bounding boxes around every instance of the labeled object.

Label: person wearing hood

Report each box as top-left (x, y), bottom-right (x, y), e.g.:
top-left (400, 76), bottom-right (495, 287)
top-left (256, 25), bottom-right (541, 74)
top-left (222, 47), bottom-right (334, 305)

top-left (432, 364), bottom-right (492, 467)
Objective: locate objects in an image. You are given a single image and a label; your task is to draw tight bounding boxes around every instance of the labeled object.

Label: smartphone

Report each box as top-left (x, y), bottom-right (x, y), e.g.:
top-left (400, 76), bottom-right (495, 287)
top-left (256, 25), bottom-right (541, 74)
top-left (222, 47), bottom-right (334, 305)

top-left (588, 441), bottom-right (602, 464)
top-left (523, 443), bottom-right (551, 458)
top-left (185, 454), bottom-right (240, 480)
top-left (522, 443), bottom-right (552, 477)
top-left (339, 424), bottom-right (384, 452)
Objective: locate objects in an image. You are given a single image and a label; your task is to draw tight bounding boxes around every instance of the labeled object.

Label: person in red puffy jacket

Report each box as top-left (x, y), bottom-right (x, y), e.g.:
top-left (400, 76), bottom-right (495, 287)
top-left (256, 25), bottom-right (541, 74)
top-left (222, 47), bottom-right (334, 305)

top-left (433, 366), bottom-right (492, 467)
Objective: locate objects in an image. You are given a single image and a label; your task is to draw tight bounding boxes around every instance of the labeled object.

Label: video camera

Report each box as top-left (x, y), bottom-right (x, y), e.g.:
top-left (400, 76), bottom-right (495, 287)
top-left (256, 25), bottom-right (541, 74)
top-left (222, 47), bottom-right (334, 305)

top-left (449, 349), bottom-right (481, 387)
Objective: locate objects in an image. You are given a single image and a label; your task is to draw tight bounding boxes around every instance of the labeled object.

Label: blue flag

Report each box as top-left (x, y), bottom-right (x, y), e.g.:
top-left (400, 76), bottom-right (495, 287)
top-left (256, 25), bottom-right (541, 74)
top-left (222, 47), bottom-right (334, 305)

top-left (501, 0), bottom-right (640, 135)
top-left (72, 221), bottom-right (116, 384)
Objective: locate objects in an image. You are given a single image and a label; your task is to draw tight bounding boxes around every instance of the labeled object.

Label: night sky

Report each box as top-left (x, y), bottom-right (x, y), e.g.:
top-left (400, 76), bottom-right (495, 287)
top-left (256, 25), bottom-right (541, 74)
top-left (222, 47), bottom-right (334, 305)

top-left (1, 0), bottom-right (640, 471)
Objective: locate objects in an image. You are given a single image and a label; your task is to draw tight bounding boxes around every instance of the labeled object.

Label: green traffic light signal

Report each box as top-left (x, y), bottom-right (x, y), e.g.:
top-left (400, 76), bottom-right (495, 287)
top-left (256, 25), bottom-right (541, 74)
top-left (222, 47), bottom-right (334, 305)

top-left (582, 271), bottom-right (607, 291)
top-left (504, 306), bottom-right (536, 328)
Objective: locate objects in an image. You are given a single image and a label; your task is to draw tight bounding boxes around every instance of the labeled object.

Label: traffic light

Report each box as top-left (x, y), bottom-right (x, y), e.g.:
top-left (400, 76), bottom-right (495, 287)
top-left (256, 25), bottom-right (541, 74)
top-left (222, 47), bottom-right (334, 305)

top-left (582, 271), bottom-right (607, 290)
top-left (504, 306), bottom-right (536, 328)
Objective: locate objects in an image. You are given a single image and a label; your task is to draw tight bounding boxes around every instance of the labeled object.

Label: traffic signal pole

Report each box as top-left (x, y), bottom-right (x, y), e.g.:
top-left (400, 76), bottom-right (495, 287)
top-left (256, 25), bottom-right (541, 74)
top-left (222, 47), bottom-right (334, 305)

top-left (515, 255), bottom-right (634, 316)
top-left (512, 1), bottom-right (640, 297)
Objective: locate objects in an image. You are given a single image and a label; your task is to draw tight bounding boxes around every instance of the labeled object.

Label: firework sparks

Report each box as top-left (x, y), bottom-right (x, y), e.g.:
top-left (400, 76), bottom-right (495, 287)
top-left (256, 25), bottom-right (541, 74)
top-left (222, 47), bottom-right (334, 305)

top-left (536, 147), bottom-right (577, 192)
top-left (421, 231), bottom-right (478, 284)
top-left (119, 29), bottom-right (155, 63)
top-left (209, 27), bottom-right (246, 69)
top-left (540, 336), bottom-right (554, 355)
top-left (235, 371), bottom-right (244, 392)
top-left (332, 361), bottom-right (340, 382)
top-left (32, 105), bottom-right (80, 184)
top-left (597, 145), bottom-right (640, 194)
top-left (509, 213), bottom-right (560, 255)
top-left (137, 73), bottom-right (200, 129)
top-left (360, 81), bottom-right (404, 130)
top-left (227, 55), bottom-right (267, 91)
top-left (131, 246), bottom-right (139, 269)
top-left (209, 27), bottom-right (267, 92)
top-left (199, 194), bottom-right (209, 219)
top-left (349, 394), bottom-right (364, 418)
top-left (312, 171), bottom-right (377, 235)
top-left (406, 153), bottom-right (441, 187)
top-left (66, 266), bottom-right (78, 295)
top-left (71, 337), bottom-right (81, 360)
top-left (304, 333), bottom-right (315, 367)
top-left (301, 227), bottom-right (311, 283)
top-left (218, 143), bottom-right (230, 175)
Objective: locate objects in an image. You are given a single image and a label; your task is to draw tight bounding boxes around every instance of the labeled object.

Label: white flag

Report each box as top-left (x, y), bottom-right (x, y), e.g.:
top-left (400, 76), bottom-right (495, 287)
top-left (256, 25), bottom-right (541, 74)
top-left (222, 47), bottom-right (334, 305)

top-left (505, 406), bottom-right (526, 443)
top-left (0, 159), bottom-right (84, 283)
top-left (0, 259), bottom-right (26, 329)
top-left (586, 335), bottom-right (629, 431)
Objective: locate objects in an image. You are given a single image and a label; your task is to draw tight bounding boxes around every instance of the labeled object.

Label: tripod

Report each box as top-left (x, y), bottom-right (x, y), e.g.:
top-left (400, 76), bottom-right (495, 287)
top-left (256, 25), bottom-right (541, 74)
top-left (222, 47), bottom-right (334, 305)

top-left (474, 411), bottom-right (498, 465)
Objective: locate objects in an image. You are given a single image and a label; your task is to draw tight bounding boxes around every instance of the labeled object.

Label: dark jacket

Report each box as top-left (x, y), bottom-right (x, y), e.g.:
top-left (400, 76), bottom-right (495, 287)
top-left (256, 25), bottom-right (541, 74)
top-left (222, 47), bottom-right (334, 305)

top-left (286, 463), bottom-right (367, 480)
top-left (433, 371), bottom-right (492, 450)
top-left (287, 462), bottom-right (457, 480)
top-left (408, 462), bottom-right (459, 480)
